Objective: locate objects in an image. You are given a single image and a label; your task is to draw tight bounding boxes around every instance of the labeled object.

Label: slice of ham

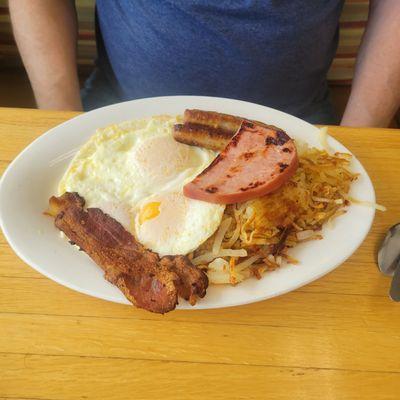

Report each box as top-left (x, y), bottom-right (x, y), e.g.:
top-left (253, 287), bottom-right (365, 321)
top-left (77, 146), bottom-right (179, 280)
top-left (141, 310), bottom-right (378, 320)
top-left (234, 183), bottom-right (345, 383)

top-left (183, 121), bottom-right (298, 204)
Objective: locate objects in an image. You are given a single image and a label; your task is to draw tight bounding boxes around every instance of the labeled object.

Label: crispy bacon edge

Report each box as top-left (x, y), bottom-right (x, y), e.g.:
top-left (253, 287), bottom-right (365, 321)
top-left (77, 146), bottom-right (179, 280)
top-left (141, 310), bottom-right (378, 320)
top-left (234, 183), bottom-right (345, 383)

top-left (46, 192), bottom-right (208, 314)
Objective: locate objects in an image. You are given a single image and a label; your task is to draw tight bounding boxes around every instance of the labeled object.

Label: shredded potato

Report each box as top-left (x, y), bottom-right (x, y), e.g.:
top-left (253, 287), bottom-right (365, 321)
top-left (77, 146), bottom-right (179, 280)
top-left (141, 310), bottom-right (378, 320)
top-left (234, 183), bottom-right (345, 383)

top-left (196, 141), bottom-right (383, 285)
top-left (346, 196), bottom-right (387, 212)
top-left (207, 258), bottom-right (231, 284)
top-left (212, 217), bottom-right (232, 255)
top-left (192, 248), bottom-right (247, 265)
top-left (235, 254), bottom-right (262, 272)
top-left (318, 126), bottom-right (331, 153)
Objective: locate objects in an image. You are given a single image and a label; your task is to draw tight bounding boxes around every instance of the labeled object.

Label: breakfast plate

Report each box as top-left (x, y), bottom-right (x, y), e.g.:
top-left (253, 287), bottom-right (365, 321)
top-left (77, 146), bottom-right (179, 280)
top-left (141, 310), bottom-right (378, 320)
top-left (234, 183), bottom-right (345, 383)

top-left (0, 96), bottom-right (376, 309)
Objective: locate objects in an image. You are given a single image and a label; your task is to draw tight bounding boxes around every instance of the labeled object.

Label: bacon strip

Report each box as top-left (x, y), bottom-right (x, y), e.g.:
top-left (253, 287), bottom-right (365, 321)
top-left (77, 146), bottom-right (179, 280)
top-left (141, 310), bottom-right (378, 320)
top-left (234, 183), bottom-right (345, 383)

top-left (47, 192), bottom-right (208, 313)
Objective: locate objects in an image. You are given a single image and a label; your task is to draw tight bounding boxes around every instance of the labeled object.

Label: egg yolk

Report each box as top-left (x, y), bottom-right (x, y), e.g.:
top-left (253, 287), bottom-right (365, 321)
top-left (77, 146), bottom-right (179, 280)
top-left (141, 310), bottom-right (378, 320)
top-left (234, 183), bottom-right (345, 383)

top-left (139, 202), bottom-right (161, 224)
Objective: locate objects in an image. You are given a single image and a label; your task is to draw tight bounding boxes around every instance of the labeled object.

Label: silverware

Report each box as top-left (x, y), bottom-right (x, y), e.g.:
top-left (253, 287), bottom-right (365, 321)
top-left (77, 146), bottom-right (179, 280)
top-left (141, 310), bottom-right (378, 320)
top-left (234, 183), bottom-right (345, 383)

top-left (378, 223), bottom-right (400, 301)
top-left (390, 262), bottom-right (400, 301)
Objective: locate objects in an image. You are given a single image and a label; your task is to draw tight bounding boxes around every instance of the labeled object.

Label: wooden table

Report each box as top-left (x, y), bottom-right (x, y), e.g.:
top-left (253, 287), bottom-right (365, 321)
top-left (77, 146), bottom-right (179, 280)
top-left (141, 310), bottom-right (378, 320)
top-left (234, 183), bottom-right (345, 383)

top-left (1, 108), bottom-right (400, 400)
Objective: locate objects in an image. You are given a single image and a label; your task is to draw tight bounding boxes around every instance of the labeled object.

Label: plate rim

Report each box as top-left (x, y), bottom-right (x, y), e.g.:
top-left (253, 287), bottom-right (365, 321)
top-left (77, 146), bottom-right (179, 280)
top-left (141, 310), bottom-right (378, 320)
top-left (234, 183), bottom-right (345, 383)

top-left (0, 95), bottom-right (376, 309)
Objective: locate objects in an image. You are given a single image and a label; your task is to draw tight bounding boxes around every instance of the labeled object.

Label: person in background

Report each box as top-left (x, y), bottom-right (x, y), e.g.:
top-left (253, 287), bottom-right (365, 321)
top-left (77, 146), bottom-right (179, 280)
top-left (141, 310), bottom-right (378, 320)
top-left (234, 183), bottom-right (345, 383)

top-left (8, 0), bottom-right (400, 126)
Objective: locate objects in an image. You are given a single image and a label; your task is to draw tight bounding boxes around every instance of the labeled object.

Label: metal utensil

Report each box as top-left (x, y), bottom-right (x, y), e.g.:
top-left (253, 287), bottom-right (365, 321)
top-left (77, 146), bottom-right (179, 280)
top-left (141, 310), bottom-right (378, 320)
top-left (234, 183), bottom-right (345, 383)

top-left (378, 223), bottom-right (400, 301)
top-left (390, 261), bottom-right (400, 301)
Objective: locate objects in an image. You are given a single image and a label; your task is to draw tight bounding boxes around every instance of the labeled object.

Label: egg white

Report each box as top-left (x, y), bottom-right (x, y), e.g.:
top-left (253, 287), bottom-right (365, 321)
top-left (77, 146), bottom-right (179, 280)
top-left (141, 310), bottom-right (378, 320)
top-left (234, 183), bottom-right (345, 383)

top-left (58, 115), bottom-right (225, 255)
top-left (134, 191), bottom-right (225, 257)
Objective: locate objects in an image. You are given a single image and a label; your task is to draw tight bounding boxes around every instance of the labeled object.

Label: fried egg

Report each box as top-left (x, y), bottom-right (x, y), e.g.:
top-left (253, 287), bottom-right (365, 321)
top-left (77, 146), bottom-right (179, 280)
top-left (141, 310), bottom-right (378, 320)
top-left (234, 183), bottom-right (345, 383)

top-left (134, 191), bottom-right (224, 257)
top-left (58, 115), bottom-right (225, 255)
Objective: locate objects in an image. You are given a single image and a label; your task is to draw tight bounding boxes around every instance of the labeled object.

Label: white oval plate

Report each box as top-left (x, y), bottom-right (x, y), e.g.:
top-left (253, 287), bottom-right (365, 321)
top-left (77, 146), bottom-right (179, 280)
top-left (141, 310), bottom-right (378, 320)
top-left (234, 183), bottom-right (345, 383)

top-left (0, 96), bottom-right (375, 309)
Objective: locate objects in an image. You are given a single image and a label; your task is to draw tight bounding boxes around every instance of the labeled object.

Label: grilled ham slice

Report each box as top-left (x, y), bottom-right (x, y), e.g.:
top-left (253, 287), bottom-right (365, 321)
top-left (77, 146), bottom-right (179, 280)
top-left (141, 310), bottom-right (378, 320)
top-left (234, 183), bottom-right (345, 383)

top-left (183, 121), bottom-right (298, 204)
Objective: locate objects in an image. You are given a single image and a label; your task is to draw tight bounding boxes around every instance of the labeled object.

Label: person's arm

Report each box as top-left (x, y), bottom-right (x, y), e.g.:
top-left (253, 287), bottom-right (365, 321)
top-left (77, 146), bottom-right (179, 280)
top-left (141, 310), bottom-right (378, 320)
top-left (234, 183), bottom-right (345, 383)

top-left (9, 0), bottom-right (82, 111)
top-left (341, 0), bottom-right (400, 127)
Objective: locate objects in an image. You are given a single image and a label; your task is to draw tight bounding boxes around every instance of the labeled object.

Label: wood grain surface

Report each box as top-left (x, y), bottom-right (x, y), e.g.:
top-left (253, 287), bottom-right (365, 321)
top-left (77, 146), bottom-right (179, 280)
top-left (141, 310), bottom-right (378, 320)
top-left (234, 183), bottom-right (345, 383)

top-left (0, 108), bottom-right (400, 400)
